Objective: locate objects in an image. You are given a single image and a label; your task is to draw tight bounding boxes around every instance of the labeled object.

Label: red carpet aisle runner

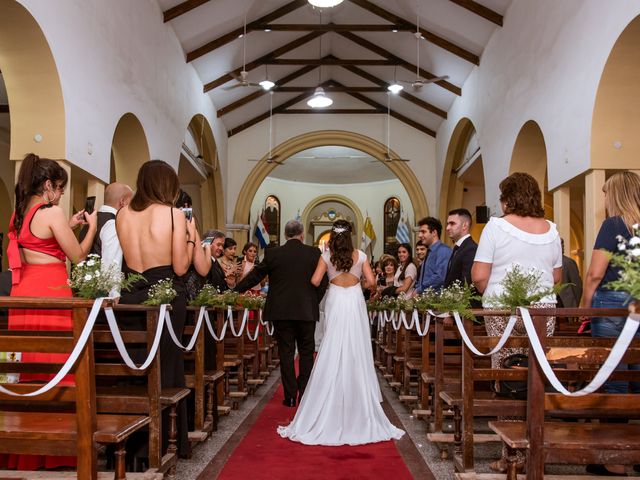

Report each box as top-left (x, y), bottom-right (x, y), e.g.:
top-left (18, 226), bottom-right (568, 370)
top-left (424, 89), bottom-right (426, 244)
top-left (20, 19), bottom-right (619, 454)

top-left (217, 383), bottom-right (413, 480)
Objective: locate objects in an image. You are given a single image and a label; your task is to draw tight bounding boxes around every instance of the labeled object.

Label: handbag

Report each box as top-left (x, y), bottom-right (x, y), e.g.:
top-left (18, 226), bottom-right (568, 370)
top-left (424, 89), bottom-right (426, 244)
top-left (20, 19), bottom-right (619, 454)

top-left (495, 353), bottom-right (528, 400)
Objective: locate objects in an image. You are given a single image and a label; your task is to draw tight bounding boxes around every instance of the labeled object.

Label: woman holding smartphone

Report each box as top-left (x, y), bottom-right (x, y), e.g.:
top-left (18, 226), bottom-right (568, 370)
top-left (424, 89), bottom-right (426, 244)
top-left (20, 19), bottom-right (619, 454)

top-left (4, 153), bottom-right (97, 470)
top-left (116, 160), bottom-right (207, 459)
top-left (239, 242), bottom-right (262, 293)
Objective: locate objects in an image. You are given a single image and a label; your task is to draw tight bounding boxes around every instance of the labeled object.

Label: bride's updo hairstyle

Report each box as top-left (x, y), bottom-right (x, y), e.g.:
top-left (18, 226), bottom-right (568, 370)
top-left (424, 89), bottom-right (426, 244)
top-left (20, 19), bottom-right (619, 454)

top-left (130, 160), bottom-right (180, 211)
top-left (329, 219), bottom-right (354, 272)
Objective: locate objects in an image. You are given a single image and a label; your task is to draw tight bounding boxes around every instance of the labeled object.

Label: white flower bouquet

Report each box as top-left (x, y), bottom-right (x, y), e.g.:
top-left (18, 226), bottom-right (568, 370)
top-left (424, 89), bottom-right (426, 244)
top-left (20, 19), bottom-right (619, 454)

top-left (484, 264), bottom-right (565, 310)
top-left (69, 254), bottom-right (143, 298)
top-left (608, 224), bottom-right (640, 300)
top-left (143, 278), bottom-right (177, 305)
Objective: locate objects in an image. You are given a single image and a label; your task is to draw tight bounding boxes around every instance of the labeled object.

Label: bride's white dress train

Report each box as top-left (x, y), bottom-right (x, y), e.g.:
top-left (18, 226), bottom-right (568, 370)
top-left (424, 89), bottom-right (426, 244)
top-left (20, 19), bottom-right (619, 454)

top-left (277, 250), bottom-right (405, 446)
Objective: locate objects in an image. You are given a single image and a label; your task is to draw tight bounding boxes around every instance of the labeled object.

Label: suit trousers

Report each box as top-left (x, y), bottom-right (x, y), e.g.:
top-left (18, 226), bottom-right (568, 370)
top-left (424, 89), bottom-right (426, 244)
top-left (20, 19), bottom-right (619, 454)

top-left (273, 320), bottom-right (316, 402)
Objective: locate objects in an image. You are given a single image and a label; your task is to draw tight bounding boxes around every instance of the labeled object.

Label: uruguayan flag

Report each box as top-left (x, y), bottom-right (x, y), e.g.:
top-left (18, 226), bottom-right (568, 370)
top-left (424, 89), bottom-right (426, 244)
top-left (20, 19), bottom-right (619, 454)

top-left (395, 216), bottom-right (411, 244)
top-left (254, 213), bottom-right (269, 248)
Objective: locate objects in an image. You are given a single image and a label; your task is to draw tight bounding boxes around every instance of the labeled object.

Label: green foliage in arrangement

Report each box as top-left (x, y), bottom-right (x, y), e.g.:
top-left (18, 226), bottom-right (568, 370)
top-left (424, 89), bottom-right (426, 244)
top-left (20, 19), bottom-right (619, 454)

top-left (367, 281), bottom-right (478, 319)
top-left (143, 278), bottom-right (177, 306)
top-left (607, 226), bottom-right (640, 301)
top-left (189, 284), bottom-right (266, 310)
top-left (68, 254), bottom-right (144, 299)
top-left (483, 264), bottom-right (565, 310)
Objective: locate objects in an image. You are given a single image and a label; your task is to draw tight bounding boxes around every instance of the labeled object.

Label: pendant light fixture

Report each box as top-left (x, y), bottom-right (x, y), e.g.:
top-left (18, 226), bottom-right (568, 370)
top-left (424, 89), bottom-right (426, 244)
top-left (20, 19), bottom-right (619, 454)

top-left (387, 66), bottom-right (404, 94)
top-left (308, 0), bottom-right (343, 7)
top-left (307, 12), bottom-right (333, 108)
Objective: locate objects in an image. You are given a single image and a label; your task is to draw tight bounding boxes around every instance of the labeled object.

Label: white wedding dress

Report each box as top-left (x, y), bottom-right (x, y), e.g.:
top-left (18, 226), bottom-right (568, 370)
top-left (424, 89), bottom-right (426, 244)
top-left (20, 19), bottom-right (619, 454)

top-left (277, 249), bottom-right (405, 446)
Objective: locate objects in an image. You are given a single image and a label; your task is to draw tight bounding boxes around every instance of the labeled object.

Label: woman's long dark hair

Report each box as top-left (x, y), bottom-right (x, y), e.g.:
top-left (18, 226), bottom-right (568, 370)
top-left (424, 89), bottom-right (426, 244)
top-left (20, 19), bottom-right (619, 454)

top-left (14, 153), bottom-right (68, 234)
top-left (130, 160), bottom-right (180, 212)
top-left (328, 219), bottom-right (354, 272)
top-left (396, 243), bottom-right (414, 282)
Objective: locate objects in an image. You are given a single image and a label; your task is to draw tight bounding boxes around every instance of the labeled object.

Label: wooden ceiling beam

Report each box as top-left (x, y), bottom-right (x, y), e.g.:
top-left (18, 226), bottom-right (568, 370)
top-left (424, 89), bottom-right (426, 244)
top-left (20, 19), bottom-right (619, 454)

top-left (337, 30), bottom-right (461, 96)
top-left (163, 0), bottom-right (211, 23)
top-left (347, 0), bottom-right (480, 65)
top-left (254, 23), bottom-right (413, 32)
top-left (334, 81), bottom-right (435, 137)
top-left (340, 63), bottom-right (447, 119)
top-left (203, 31), bottom-right (324, 92)
top-left (186, 0), bottom-right (308, 62)
top-left (227, 82), bottom-right (332, 136)
top-left (217, 64), bottom-right (317, 117)
top-left (265, 58), bottom-right (398, 66)
top-left (283, 109), bottom-right (383, 114)
top-left (448, 0), bottom-right (503, 26)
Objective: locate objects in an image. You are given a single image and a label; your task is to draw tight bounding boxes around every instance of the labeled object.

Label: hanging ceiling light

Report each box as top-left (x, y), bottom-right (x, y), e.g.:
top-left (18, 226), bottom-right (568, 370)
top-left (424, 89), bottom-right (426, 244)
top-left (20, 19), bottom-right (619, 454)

top-left (307, 87), bottom-right (333, 108)
top-left (387, 83), bottom-right (403, 94)
top-left (259, 79), bottom-right (275, 90)
top-left (308, 0), bottom-right (344, 7)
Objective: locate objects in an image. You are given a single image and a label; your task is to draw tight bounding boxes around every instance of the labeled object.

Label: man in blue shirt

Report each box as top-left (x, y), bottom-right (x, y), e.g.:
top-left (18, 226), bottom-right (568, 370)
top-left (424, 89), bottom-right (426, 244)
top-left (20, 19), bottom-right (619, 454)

top-left (415, 217), bottom-right (452, 293)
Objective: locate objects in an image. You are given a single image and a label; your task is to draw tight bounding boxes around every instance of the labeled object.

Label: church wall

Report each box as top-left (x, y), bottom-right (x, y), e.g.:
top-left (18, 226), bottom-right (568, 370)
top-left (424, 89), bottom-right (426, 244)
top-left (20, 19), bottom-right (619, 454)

top-left (249, 177), bottom-right (414, 261)
top-left (228, 113), bottom-right (436, 227)
top-left (16, 0), bottom-right (227, 184)
top-left (436, 0), bottom-right (640, 217)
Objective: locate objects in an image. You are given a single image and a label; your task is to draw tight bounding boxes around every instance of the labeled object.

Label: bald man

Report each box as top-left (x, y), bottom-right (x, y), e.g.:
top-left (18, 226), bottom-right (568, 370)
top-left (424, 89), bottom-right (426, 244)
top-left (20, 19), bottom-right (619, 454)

top-left (89, 182), bottom-right (133, 272)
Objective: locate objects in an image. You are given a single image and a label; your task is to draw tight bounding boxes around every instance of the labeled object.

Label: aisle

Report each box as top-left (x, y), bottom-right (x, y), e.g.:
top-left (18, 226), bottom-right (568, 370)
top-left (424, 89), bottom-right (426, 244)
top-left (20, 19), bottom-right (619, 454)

top-left (210, 381), bottom-right (417, 480)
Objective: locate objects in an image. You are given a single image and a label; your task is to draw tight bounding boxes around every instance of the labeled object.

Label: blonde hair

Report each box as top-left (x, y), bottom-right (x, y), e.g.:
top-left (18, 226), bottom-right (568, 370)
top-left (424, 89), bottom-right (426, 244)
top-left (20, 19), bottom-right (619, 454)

top-left (603, 171), bottom-right (640, 231)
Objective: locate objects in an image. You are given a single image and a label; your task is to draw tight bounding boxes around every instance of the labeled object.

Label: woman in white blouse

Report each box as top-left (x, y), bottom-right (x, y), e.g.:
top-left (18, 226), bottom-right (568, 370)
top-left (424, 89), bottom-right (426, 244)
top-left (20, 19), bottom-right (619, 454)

top-left (394, 243), bottom-right (417, 297)
top-left (471, 172), bottom-right (562, 473)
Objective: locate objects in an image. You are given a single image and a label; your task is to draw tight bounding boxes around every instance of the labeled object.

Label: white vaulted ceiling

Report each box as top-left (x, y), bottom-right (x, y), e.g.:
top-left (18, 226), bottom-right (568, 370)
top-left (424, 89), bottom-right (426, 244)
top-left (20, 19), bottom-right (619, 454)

top-left (157, 0), bottom-right (511, 138)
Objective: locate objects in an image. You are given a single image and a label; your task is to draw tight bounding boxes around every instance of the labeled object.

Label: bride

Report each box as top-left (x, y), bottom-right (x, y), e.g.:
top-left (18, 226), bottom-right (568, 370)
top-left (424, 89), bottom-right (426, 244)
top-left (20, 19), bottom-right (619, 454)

top-left (277, 220), bottom-right (405, 446)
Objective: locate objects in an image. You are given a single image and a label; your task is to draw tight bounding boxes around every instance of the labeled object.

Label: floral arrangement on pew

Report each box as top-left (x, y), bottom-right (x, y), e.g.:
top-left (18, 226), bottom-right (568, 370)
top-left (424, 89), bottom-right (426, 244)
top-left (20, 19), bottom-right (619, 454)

top-left (608, 226), bottom-right (640, 303)
top-left (367, 296), bottom-right (403, 313)
top-left (412, 281), bottom-right (478, 320)
top-left (189, 285), bottom-right (266, 310)
top-left (483, 264), bottom-right (565, 311)
top-left (143, 278), bottom-right (177, 305)
top-left (68, 254), bottom-right (143, 299)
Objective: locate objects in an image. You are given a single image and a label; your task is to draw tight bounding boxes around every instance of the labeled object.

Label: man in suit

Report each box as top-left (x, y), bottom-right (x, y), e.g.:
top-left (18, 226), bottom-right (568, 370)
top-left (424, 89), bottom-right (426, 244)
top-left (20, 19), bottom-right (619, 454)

top-left (444, 208), bottom-right (478, 288)
top-left (557, 238), bottom-right (582, 308)
top-left (415, 217), bottom-right (452, 293)
top-left (202, 230), bottom-right (229, 292)
top-left (236, 220), bottom-right (327, 407)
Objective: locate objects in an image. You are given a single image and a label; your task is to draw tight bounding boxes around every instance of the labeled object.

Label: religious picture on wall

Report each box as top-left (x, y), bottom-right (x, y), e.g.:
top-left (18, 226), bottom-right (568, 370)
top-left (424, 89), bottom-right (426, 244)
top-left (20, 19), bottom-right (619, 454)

top-left (264, 195), bottom-right (281, 247)
top-left (383, 197), bottom-right (401, 255)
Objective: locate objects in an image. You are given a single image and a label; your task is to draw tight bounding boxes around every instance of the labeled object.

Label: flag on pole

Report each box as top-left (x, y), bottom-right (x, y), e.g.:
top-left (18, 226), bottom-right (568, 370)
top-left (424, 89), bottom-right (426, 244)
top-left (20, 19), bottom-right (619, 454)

top-left (395, 213), bottom-right (411, 244)
top-left (295, 209), bottom-right (301, 222)
top-left (360, 216), bottom-right (376, 251)
top-left (254, 210), bottom-right (269, 248)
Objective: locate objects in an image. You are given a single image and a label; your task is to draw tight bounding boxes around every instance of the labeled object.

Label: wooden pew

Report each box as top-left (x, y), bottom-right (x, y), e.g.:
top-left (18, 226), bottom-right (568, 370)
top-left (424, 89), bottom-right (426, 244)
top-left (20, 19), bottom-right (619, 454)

top-left (0, 297), bottom-right (150, 480)
top-left (93, 303), bottom-right (190, 477)
top-left (222, 309), bottom-right (248, 409)
top-left (184, 306), bottom-right (225, 440)
top-left (489, 307), bottom-right (640, 480)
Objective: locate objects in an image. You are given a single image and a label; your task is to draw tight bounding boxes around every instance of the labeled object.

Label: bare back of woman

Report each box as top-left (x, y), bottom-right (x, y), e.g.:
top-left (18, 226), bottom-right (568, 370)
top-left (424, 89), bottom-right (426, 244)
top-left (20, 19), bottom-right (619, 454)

top-left (117, 204), bottom-right (192, 275)
top-left (331, 250), bottom-right (363, 287)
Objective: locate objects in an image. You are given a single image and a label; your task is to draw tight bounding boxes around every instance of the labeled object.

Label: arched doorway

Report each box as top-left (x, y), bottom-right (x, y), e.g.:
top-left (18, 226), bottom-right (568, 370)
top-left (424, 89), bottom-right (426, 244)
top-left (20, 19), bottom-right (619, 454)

top-left (591, 14), bottom-right (640, 170)
top-left (178, 115), bottom-right (224, 232)
top-left (234, 130), bottom-right (429, 237)
top-left (509, 120), bottom-right (547, 192)
top-left (300, 194), bottom-right (363, 248)
top-left (110, 113), bottom-right (150, 188)
top-left (440, 118), bottom-right (486, 241)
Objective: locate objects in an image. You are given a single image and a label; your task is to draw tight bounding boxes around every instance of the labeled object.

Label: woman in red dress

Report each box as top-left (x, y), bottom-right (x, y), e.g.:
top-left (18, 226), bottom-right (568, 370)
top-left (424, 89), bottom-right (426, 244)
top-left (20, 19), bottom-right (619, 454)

top-left (2, 154), bottom-right (97, 470)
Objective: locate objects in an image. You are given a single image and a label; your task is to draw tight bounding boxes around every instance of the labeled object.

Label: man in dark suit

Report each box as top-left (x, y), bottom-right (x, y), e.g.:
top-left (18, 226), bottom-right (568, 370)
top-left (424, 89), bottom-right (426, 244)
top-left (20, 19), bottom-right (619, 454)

top-left (444, 208), bottom-right (478, 289)
top-left (236, 220), bottom-right (327, 407)
top-left (203, 230), bottom-right (229, 293)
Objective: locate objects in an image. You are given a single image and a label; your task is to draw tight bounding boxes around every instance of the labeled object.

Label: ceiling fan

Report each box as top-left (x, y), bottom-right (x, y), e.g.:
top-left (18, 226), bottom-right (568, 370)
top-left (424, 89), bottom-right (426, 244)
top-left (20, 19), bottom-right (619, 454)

top-left (379, 93), bottom-right (411, 163)
top-left (224, 13), bottom-right (262, 91)
top-left (397, 1), bottom-right (449, 91)
top-left (248, 92), bottom-right (284, 165)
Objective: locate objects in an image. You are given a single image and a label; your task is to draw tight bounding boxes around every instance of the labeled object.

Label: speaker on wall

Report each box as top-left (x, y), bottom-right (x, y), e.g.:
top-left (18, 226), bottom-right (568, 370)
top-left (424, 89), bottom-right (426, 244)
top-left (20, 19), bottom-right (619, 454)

top-left (476, 205), bottom-right (489, 224)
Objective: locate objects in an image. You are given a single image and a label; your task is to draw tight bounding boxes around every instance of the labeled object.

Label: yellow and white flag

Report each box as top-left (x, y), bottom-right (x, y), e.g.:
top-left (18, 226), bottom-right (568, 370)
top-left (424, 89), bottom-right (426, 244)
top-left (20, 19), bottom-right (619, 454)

top-left (360, 216), bottom-right (376, 252)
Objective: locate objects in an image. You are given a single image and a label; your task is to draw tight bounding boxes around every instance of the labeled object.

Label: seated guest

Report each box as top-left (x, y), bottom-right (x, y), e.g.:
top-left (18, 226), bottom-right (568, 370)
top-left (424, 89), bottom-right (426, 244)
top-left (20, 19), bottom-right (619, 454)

top-left (116, 160), bottom-right (206, 459)
top-left (393, 243), bottom-right (417, 297)
top-left (444, 208), bottom-right (477, 288)
top-left (375, 255), bottom-right (398, 298)
top-left (415, 217), bottom-right (452, 293)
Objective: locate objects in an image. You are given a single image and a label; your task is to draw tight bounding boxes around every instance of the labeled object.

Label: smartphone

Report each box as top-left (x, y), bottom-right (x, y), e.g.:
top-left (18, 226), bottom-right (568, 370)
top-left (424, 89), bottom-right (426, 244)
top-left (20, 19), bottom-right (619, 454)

top-left (181, 207), bottom-right (193, 221)
top-left (202, 237), bottom-right (214, 246)
top-left (84, 196), bottom-right (96, 215)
